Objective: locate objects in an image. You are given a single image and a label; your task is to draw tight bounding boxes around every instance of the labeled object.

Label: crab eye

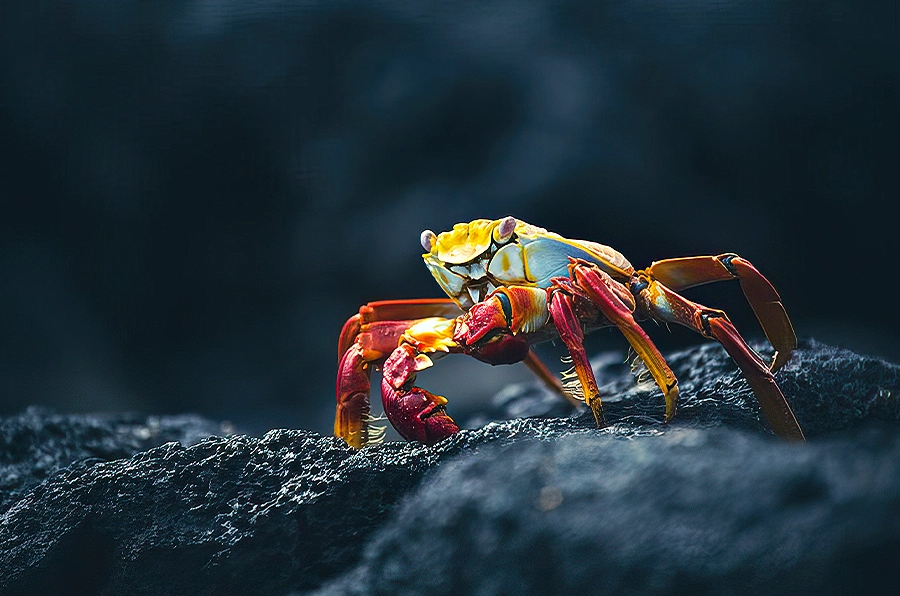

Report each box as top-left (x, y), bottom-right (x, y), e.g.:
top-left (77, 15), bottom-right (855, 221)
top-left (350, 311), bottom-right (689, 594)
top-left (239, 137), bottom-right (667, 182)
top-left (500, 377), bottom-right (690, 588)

top-left (492, 216), bottom-right (517, 244)
top-left (420, 229), bottom-right (437, 252)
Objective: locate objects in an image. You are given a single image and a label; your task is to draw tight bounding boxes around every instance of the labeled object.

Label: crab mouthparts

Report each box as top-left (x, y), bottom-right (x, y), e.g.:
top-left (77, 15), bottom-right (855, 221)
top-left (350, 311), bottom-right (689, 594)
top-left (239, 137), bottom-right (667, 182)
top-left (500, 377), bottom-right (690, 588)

top-left (465, 280), bottom-right (497, 305)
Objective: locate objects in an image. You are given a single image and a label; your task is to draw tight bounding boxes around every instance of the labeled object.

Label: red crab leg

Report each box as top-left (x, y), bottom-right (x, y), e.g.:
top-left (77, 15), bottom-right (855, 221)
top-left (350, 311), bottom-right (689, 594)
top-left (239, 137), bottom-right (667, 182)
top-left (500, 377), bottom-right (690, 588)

top-left (563, 260), bottom-right (680, 422)
top-left (338, 298), bottom-right (463, 361)
top-left (643, 255), bottom-right (796, 371)
top-left (548, 290), bottom-right (606, 427)
top-left (633, 277), bottom-right (805, 441)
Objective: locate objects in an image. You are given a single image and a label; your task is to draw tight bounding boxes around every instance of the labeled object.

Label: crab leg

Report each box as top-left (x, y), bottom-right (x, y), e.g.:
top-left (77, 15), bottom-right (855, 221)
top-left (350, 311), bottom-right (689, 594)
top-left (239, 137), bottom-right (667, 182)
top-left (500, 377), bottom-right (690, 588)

top-left (563, 260), bottom-right (680, 422)
top-left (643, 254), bottom-right (796, 371)
top-left (633, 277), bottom-right (805, 441)
top-left (338, 298), bottom-right (464, 360)
top-left (548, 290), bottom-right (606, 427)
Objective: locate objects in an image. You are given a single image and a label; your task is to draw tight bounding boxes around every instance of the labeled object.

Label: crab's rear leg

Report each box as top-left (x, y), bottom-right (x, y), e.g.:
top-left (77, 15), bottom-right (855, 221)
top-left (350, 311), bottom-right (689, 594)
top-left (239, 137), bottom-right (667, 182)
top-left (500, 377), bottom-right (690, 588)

top-left (644, 255), bottom-right (797, 371)
top-left (633, 275), bottom-right (805, 441)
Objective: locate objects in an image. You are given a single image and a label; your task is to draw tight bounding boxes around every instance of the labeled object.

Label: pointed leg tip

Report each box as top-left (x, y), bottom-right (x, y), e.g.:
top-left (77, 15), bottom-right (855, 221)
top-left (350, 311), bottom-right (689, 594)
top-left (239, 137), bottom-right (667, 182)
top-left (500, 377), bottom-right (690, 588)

top-left (588, 401), bottom-right (607, 428)
top-left (664, 386), bottom-right (679, 423)
top-left (775, 424), bottom-right (807, 442)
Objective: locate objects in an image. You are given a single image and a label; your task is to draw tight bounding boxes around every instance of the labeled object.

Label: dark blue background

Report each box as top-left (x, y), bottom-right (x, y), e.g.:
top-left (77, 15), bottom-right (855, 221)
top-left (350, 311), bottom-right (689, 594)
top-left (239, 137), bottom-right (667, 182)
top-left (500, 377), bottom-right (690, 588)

top-left (1, 1), bottom-right (897, 435)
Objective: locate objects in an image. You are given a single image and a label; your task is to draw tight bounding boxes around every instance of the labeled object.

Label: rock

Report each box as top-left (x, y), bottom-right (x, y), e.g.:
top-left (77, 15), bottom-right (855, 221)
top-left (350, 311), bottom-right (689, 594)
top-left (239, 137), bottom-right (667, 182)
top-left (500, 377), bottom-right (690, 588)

top-left (0, 408), bottom-right (229, 513)
top-left (1, 340), bottom-right (899, 595)
top-left (0, 422), bottom-right (570, 595)
top-left (314, 423), bottom-right (900, 596)
top-left (469, 339), bottom-right (900, 437)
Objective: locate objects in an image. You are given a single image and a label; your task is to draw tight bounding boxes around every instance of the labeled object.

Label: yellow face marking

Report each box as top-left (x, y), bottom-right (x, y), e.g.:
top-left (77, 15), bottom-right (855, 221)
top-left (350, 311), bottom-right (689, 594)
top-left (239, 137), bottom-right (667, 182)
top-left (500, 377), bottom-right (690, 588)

top-left (500, 251), bottom-right (510, 272)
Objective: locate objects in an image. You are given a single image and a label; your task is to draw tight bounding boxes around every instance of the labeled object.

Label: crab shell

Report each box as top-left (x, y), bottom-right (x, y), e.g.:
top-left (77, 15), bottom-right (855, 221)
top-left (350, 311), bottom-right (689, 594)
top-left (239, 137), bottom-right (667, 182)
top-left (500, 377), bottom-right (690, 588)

top-left (421, 217), bottom-right (635, 310)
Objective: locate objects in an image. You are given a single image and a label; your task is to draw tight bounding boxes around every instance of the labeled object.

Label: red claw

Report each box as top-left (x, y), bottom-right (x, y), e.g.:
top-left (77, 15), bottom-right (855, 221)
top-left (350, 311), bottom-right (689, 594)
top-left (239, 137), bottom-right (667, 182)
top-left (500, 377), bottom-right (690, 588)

top-left (453, 296), bottom-right (530, 365)
top-left (381, 344), bottom-right (460, 445)
top-left (455, 296), bottom-right (508, 344)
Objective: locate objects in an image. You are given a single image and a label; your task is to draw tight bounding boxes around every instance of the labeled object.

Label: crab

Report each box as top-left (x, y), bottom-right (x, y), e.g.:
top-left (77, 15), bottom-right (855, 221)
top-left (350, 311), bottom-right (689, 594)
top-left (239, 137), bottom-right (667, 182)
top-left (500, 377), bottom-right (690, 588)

top-left (335, 217), bottom-right (804, 448)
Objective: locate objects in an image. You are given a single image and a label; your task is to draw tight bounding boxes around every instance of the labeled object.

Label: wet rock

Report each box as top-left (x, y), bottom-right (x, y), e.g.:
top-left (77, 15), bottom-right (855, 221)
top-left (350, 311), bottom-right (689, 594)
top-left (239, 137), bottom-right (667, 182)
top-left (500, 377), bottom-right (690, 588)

top-left (1, 340), bottom-right (899, 595)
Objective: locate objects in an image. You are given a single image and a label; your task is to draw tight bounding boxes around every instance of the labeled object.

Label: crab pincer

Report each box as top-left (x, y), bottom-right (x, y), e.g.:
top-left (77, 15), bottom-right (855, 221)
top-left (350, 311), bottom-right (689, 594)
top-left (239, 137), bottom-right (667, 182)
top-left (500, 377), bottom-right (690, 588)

top-left (381, 343), bottom-right (460, 444)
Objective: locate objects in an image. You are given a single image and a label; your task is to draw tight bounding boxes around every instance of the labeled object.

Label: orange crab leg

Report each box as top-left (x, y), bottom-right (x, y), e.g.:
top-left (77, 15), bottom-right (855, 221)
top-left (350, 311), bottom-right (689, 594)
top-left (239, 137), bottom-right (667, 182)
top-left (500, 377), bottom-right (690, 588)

top-left (643, 254), bottom-right (796, 371)
top-left (634, 277), bottom-right (805, 441)
top-left (564, 260), bottom-right (680, 422)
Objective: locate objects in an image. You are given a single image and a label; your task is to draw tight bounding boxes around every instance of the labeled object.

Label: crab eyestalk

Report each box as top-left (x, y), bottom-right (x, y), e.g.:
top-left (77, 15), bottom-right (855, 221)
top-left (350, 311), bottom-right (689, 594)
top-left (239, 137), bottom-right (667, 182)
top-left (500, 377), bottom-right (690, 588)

top-left (381, 344), bottom-right (460, 445)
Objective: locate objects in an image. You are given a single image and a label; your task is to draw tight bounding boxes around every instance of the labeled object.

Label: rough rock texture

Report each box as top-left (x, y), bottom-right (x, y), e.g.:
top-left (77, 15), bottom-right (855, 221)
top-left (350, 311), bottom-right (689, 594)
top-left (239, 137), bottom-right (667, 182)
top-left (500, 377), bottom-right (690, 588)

top-left (0, 408), bottom-right (230, 514)
top-left (1, 340), bottom-right (899, 595)
top-left (314, 423), bottom-right (900, 596)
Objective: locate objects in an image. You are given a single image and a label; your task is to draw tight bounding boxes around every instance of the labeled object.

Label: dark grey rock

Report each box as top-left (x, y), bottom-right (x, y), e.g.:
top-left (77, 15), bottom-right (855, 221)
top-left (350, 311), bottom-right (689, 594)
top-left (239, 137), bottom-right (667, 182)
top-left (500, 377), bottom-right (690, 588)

top-left (1, 339), bottom-right (899, 595)
top-left (0, 408), bottom-right (229, 513)
top-left (0, 421), bottom-right (573, 596)
top-left (314, 423), bottom-right (900, 596)
top-left (469, 338), bottom-right (900, 437)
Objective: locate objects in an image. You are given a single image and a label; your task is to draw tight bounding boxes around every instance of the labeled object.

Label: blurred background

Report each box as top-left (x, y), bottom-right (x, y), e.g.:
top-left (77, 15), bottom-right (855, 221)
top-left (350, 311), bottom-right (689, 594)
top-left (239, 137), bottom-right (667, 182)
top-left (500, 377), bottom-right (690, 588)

top-left (1, 0), bottom-right (897, 436)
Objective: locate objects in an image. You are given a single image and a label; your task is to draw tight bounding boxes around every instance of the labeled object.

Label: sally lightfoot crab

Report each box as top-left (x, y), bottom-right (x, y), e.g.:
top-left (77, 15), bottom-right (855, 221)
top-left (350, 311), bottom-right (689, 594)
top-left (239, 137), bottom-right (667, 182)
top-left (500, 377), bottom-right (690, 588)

top-left (336, 217), bottom-right (804, 448)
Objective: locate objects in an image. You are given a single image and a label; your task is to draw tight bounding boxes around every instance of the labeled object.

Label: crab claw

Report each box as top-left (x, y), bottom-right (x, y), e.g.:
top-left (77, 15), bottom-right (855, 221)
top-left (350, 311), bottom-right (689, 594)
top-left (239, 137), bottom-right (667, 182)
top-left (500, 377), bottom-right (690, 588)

top-left (455, 295), bottom-right (509, 344)
top-left (453, 296), bottom-right (530, 365)
top-left (381, 344), bottom-right (460, 445)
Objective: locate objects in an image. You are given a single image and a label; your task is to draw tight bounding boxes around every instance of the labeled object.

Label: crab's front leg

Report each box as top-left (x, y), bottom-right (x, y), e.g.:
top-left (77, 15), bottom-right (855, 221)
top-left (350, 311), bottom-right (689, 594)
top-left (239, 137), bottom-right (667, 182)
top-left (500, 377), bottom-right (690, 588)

top-left (457, 284), bottom-right (629, 428)
top-left (337, 299), bottom-right (464, 448)
top-left (382, 293), bottom-right (543, 445)
top-left (545, 288), bottom-right (607, 427)
top-left (558, 261), bottom-right (680, 422)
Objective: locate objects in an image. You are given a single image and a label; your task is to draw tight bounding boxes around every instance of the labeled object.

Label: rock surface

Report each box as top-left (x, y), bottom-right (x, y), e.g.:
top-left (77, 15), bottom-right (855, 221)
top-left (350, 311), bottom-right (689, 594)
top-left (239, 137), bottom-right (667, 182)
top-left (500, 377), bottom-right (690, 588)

top-left (1, 339), bottom-right (899, 595)
top-left (314, 423), bottom-right (900, 596)
top-left (0, 408), bottom-right (229, 514)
